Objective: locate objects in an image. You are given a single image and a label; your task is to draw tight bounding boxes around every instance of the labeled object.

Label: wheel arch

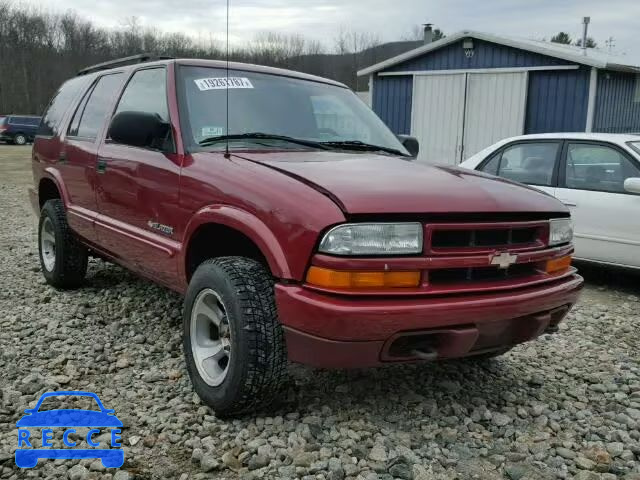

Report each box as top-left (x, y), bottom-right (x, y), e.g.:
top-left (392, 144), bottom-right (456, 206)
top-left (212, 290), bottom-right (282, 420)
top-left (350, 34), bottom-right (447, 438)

top-left (38, 177), bottom-right (61, 209)
top-left (182, 205), bottom-right (292, 283)
top-left (39, 168), bottom-right (70, 209)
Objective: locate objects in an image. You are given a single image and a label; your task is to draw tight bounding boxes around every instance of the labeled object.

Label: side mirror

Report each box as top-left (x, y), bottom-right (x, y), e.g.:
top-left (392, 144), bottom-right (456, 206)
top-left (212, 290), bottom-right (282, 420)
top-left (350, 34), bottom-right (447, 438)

top-left (624, 177), bottom-right (640, 194)
top-left (397, 134), bottom-right (419, 158)
top-left (108, 111), bottom-right (169, 149)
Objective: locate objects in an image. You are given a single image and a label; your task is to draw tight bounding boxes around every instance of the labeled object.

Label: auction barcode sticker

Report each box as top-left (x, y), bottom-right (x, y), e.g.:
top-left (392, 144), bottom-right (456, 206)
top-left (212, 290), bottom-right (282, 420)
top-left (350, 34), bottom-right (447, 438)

top-left (195, 77), bottom-right (254, 91)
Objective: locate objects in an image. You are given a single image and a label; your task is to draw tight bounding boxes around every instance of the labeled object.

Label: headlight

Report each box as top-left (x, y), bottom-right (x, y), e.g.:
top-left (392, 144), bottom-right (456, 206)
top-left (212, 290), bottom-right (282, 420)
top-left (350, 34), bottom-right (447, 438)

top-left (549, 218), bottom-right (573, 246)
top-left (319, 223), bottom-right (423, 256)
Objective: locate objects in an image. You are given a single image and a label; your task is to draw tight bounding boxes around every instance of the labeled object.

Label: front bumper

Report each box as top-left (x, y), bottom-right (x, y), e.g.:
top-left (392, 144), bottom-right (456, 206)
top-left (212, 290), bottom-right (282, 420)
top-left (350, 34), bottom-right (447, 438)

top-left (276, 274), bottom-right (583, 368)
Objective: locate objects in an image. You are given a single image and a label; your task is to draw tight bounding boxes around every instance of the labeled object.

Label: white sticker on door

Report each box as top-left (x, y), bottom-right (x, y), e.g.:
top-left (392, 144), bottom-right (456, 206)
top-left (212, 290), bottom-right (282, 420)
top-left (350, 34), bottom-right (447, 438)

top-left (194, 77), bottom-right (254, 91)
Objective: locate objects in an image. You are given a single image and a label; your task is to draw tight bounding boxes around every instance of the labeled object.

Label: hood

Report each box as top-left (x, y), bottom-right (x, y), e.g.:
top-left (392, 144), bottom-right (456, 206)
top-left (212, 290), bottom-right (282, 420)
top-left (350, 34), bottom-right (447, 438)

top-left (233, 151), bottom-right (567, 215)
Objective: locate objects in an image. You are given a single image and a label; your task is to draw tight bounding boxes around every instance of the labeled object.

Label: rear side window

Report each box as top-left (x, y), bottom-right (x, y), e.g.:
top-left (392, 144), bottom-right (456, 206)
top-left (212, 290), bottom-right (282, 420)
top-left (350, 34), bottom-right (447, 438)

top-left (68, 73), bottom-right (123, 141)
top-left (480, 142), bottom-right (559, 186)
top-left (38, 76), bottom-right (92, 137)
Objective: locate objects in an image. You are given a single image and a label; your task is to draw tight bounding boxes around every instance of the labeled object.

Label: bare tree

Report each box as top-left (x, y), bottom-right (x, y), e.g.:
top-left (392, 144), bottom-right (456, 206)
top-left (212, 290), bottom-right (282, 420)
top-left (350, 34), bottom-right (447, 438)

top-left (402, 24), bottom-right (445, 42)
top-left (0, 3), bottom-right (405, 114)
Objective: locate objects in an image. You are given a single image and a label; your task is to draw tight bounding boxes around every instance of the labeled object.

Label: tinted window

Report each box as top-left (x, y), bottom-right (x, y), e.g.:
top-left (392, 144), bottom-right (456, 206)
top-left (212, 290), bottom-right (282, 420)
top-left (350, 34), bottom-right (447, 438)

top-left (71, 73), bottom-right (123, 140)
top-left (565, 143), bottom-right (640, 193)
top-left (491, 142), bottom-right (559, 186)
top-left (38, 76), bottom-right (92, 136)
top-left (10, 116), bottom-right (39, 126)
top-left (68, 85), bottom-right (94, 137)
top-left (9, 116), bottom-right (38, 125)
top-left (115, 68), bottom-right (169, 121)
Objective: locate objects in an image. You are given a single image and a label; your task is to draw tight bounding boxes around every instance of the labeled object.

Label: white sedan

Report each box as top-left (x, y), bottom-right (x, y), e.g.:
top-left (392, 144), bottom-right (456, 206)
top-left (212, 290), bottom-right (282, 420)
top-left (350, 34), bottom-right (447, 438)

top-left (460, 133), bottom-right (640, 270)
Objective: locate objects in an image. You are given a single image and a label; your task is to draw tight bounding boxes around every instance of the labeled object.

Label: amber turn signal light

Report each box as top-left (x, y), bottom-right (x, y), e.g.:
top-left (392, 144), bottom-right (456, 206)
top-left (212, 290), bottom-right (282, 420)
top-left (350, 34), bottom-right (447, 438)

top-left (546, 256), bottom-right (572, 274)
top-left (306, 266), bottom-right (421, 289)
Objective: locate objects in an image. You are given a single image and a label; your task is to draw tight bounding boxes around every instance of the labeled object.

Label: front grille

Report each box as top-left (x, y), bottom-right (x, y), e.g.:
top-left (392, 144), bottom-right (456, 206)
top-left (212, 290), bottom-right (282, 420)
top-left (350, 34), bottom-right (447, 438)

top-left (429, 263), bottom-right (538, 285)
top-left (431, 226), bottom-right (540, 249)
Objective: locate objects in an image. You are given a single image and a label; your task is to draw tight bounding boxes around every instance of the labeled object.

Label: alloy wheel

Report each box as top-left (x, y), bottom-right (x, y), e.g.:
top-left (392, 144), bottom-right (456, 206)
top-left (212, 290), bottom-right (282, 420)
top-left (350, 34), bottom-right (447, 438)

top-left (190, 289), bottom-right (232, 386)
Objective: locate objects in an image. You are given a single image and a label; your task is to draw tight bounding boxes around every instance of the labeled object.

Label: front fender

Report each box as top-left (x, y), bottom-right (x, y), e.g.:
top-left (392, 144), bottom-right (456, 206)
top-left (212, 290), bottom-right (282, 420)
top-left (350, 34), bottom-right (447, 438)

top-left (181, 205), bottom-right (292, 281)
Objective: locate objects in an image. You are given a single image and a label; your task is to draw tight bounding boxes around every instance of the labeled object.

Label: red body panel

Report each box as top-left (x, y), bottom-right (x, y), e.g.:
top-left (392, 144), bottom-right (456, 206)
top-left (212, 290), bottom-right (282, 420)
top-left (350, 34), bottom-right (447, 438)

top-left (279, 274), bottom-right (582, 368)
top-left (240, 151), bottom-right (565, 214)
top-left (30, 59), bottom-right (584, 369)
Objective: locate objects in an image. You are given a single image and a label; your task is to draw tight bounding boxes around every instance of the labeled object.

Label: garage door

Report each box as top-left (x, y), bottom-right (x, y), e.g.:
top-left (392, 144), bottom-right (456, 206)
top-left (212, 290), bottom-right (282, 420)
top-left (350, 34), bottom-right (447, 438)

top-left (411, 74), bottom-right (466, 164)
top-left (462, 72), bottom-right (528, 161)
top-left (410, 71), bottom-right (527, 164)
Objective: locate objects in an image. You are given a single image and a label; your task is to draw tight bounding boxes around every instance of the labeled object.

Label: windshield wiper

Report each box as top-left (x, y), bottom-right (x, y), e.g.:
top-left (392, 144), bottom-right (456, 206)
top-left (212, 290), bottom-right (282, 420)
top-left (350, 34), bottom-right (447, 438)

top-left (199, 132), bottom-right (329, 150)
top-left (319, 140), bottom-right (407, 156)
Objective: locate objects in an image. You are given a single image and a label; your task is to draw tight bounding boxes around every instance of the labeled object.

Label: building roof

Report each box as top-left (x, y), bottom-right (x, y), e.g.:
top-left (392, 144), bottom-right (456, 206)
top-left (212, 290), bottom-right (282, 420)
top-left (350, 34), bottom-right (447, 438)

top-left (358, 30), bottom-right (640, 76)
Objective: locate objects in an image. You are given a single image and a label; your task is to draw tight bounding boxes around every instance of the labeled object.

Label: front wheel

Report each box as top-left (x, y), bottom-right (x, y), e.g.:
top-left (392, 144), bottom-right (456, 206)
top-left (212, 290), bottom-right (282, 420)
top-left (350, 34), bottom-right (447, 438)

top-left (183, 257), bottom-right (288, 417)
top-left (13, 134), bottom-right (27, 145)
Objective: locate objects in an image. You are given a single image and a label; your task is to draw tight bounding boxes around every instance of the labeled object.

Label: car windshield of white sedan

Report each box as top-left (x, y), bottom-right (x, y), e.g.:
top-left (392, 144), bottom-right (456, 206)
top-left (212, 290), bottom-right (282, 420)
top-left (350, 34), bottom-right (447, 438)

top-left (178, 66), bottom-right (408, 155)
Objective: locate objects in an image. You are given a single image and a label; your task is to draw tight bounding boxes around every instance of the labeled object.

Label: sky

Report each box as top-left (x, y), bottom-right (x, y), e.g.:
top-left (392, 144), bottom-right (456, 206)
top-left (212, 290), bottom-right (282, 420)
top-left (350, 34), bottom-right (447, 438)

top-left (21, 0), bottom-right (640, 64)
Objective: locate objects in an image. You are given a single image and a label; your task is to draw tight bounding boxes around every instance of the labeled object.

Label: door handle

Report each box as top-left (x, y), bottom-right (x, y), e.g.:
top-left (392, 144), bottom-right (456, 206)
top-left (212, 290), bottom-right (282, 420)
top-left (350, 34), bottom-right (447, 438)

top-left (97, 157), bottom-right (107, 174)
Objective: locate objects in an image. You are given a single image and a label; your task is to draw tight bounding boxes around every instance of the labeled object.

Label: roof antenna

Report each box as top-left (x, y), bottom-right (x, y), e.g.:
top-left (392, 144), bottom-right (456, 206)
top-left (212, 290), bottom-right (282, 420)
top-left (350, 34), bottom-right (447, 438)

top-left (224, 0), bottom-right (231, 158)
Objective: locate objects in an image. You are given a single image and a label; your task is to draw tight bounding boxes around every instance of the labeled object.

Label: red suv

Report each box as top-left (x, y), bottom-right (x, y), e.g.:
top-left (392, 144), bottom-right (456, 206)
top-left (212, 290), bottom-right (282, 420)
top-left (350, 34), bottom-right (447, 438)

top-left (30, 55), bottom-right (583, 416)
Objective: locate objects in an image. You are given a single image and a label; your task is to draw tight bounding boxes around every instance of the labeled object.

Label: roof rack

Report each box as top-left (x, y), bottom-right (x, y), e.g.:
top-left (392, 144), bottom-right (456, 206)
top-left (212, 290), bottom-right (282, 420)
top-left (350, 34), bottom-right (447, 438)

top-left (77, 53), bottom-right (174, 76)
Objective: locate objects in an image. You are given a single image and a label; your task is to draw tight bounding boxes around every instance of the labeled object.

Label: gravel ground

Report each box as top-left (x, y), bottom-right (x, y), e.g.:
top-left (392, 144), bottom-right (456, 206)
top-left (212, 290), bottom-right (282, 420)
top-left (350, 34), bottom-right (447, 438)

top-left (0, 145), bottom-right (639, 480)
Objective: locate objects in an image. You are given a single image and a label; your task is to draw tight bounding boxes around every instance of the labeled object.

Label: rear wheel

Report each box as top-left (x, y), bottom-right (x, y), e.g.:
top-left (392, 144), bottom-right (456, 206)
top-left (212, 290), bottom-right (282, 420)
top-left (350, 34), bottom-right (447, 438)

top-left (13, 134), bottom-right (27, 145)
top-left (38, 199), bottom-right (88, 289)
top-left (183, 257), bottom-right (288, 417)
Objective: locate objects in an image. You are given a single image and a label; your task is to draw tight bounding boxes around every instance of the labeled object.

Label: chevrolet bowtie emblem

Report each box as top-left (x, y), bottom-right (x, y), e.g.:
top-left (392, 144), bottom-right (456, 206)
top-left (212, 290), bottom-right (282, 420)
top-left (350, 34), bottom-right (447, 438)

top-left (490, 252), bottom-right (518, 269)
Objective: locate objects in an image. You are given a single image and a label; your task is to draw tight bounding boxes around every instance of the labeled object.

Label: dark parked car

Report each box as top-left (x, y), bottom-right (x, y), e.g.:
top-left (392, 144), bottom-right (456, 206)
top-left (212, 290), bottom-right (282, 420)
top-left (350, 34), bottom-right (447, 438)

top-left (30, 55), bottom-right (582, 416)
top-left (0, 115), bottom-right (41, 144)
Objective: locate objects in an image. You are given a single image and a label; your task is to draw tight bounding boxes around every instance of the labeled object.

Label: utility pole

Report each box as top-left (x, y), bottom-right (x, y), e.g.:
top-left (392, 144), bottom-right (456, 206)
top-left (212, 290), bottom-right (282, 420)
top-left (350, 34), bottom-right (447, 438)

top-left (581, 16), bottom-right (590, 55)
top-left (605, 36), bottom-right (615, 53)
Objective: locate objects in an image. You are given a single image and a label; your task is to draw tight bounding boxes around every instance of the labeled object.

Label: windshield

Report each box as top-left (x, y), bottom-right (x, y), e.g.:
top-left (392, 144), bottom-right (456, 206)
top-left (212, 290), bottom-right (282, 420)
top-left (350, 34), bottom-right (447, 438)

top-left (178, 66), bottom-right (408, 155)
top-left (629, 141), bottom-right (640, 155)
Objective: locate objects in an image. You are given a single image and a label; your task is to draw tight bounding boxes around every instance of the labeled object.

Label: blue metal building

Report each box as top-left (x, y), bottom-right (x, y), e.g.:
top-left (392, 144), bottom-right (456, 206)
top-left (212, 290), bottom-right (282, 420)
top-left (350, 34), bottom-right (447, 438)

top-left (358, 30), bottom-right (640, 164)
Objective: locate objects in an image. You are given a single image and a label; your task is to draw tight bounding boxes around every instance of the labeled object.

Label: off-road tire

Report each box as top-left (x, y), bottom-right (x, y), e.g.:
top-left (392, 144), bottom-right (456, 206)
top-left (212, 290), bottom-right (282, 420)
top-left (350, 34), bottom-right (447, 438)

top-left (183, 257), bottom-right (288, 417)
top-left (38, 199), bottom-right (88, 289)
